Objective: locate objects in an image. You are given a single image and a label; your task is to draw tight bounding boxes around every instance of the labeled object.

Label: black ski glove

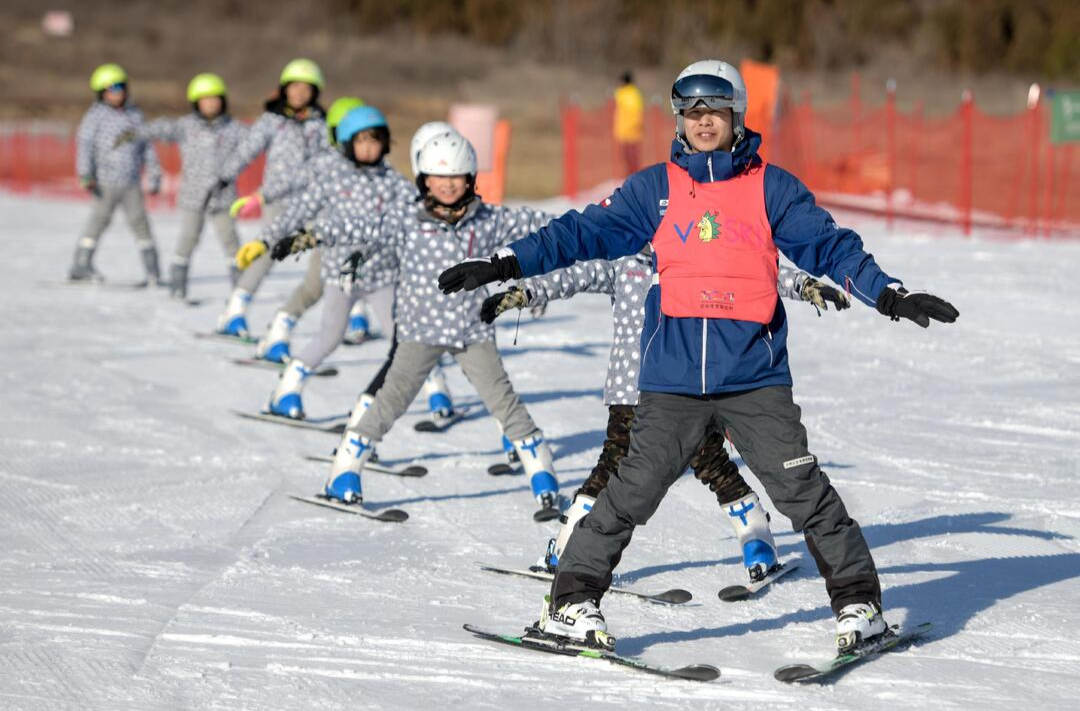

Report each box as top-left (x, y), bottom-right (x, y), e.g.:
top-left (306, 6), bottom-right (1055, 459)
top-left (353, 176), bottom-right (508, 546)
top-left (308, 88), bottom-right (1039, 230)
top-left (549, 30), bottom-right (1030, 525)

top-left (439, 252), bottom-right (522, 294)
top-left (876, 287), bottom-right (959, 328)
top-left (271, 230), bottom-right (318, 261)
top-left (800, 277), bottom-right (850, 313)
top-left (480, 287), bottom-right (531, 324)
top-left (339, 250), bottom-right (365, 289)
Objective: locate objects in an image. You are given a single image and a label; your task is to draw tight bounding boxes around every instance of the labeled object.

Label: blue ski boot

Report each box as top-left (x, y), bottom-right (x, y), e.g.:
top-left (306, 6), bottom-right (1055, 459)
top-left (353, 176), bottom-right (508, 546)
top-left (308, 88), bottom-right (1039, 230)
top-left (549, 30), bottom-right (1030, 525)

top-left (256, 311), bottom-right (296, 363)
top-left (723, 492), bottom-right (780, 581)
top-left (217, 288), bottom-right (252, 337)
top-left (268, 359), bottom-right (311, 419)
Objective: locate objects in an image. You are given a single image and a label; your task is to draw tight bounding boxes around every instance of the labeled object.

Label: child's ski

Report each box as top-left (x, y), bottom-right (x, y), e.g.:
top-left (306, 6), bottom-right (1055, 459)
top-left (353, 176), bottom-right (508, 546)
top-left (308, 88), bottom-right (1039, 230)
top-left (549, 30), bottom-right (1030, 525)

top-left (718, 559), bottom-right (801, 602)
top-left (289, 494), bottom-right (408, 522)
top-left (232, 358), bottom-right (338, 377)
top-left (477, 562), bottom-right (692, 605)
top-left (233, 410), bottom-right (347, 433)
top-left (303, 454), bottom-right (428, 477)
top-left (195, 331), bottom-right (259, 346)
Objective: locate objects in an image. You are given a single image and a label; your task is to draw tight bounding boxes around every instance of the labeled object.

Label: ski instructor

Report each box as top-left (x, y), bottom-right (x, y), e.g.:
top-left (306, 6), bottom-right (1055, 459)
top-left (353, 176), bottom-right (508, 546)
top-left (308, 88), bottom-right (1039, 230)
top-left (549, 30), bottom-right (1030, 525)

top-left (439, 60), bottom-right (958, 654)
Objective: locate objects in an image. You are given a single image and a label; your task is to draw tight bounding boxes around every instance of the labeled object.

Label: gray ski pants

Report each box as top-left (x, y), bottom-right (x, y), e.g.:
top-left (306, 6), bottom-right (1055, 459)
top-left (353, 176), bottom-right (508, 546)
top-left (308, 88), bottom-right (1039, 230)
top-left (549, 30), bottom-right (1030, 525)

top-left (553, 387), bottom-right (881, 615)
top-left (281, 248), bottom-right (325, 317)
top-left (292, 284), bottom-right (395, 368)
top-left (353, 340), bottom-right (537, 443)
top-left (77, 185), bottom-right (155, 251)
top-left (174, 209), bottom-right (239, 267)
top-left (235, 201), bottom-right (285, 294)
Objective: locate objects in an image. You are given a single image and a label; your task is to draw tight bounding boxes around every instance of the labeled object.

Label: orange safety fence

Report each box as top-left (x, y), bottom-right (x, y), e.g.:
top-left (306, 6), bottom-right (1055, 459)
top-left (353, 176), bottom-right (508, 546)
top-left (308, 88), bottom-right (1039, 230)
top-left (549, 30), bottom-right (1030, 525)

top-left (562, 79), bottom-right (1078, 237)
top-left (0, 121), bottom-right (264, 214)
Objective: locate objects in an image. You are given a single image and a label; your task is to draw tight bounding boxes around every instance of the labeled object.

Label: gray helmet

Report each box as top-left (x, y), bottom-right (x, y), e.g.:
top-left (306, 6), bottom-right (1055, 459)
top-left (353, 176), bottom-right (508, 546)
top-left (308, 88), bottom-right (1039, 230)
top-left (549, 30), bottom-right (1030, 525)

top-left (670, 60), bottom-right (748, 150)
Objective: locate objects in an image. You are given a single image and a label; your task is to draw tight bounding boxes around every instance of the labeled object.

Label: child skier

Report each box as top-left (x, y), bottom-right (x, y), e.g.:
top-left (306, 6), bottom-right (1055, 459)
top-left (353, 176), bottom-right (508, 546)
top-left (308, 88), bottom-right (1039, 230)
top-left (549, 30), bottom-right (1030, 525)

top-left (250, 95), bottom-right (377, 362)
top-left (314, 132), bottom-right (563, 520)
top-left (213, 58), bottom-right (329, 337)
top-left (70, 63), bottom-right (162, 284)
top-left (124, 73), bottom-right (248, 299)
top-left (265, 120), bottom-right (463, 429)
top-left (482, 255), bottom-right (850, 583)
top-left (441, 59), bottom-right (959, 652)
top-left (234, 104), bottom-right (414, 365)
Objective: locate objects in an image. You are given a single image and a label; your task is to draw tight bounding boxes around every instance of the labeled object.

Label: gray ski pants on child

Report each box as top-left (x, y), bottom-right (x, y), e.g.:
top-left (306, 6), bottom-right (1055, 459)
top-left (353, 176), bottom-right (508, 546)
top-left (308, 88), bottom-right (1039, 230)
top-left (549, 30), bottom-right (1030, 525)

top-left (174, 209), bottom-right (239, 267)
top-left (78, 185), bottom-right (155, 250)
top-left (353, 340), bottom-right (538, 443)
top-left (552, 386), bottom-right (881, 615)
top-left (235, 201), bottom-right (285, 293)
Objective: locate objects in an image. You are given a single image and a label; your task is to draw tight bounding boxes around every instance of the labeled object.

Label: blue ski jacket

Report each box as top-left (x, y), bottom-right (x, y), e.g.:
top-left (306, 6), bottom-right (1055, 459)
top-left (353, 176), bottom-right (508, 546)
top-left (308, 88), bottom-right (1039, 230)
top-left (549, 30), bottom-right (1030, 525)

top-left (508, 130), bottom-right (897, 396)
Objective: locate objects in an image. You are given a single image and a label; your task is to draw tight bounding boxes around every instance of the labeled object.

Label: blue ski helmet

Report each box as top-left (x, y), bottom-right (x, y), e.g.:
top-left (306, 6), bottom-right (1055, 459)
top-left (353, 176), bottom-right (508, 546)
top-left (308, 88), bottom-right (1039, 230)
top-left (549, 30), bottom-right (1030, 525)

top-left (336, 106), bottom-right (388, 145)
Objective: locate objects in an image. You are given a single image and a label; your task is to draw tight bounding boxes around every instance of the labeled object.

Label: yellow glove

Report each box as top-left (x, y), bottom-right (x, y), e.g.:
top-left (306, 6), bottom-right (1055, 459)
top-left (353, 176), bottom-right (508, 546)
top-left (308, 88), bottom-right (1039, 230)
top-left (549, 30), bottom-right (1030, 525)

top-left (229, 193), bottom-right (263, 219)
top-left (235, 240), bottom-right (268, 270)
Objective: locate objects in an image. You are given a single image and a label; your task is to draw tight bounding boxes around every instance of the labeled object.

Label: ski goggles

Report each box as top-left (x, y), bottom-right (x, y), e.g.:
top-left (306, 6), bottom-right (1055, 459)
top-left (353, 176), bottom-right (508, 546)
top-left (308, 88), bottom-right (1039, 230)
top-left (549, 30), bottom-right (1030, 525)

top-left (671, 75), bottom-right (738, 112)
top-left (105, 82), bottom-right (127, 93)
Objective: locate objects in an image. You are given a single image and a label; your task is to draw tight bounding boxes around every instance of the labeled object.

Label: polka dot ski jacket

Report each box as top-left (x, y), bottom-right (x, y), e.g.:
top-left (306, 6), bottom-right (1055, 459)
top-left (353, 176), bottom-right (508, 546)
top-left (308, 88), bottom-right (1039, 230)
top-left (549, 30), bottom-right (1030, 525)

top-left (137, 112), bottom-right (248, 213)
top-left (316, 199), bottom-right (553, 349)
top-left (217, 108), bottom-right (329, 205)
top-left (76, 101), bottom-right (162, 191)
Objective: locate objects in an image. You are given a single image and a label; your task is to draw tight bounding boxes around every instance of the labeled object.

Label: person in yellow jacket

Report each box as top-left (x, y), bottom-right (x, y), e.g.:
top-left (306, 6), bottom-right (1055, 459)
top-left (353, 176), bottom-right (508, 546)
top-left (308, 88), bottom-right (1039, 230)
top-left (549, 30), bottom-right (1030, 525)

top-left (613, 71), bottom-right (644, 177)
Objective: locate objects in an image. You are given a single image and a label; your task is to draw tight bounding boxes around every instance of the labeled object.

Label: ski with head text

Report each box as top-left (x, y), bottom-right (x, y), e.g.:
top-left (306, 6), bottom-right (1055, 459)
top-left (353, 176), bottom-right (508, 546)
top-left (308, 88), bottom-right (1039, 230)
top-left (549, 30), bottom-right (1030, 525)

top-left (463, 624), bottom-right (719, 681)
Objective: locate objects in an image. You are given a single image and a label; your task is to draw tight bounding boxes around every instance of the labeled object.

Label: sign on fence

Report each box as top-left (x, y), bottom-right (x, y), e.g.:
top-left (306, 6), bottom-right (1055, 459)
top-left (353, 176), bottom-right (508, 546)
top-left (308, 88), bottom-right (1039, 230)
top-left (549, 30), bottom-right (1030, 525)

top-left (1051, 91), bottom-right (1080, 144)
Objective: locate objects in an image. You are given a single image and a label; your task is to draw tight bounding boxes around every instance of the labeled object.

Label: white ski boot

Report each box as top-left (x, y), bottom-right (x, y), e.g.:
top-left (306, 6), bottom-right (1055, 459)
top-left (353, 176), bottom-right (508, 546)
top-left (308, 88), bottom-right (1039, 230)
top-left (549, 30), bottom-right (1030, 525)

top-left (268, 359), bottom-right (310, 419)
top-left (537, 596), bottom-right (614, 649)
top-left (513, 432), bottom-right (560, 521)
top-left (535, 494), bottom-right (595, 572)
top-left (256, 311), bottom-right (296, 363)
top-left (217, 288), bottom-right (252, 337)
top-left (324, 431), bottom-right (374, 504)
top-left (344, 393), bottom-right (379, 461)
top-left (835, 601), bottom-right (887, 653)
top-left (422, 366), bottom-right (455, 422)
top-left (343, 300), bottom-right (371, 345)
top-left (722, 492), bottom-right (780, 582)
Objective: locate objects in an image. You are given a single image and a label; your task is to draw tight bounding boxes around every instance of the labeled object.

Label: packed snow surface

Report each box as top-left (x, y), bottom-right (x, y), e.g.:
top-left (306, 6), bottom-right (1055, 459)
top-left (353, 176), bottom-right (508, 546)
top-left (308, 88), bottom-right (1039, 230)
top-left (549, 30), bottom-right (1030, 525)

top-left (1, 192), bottom-right (1079, 709)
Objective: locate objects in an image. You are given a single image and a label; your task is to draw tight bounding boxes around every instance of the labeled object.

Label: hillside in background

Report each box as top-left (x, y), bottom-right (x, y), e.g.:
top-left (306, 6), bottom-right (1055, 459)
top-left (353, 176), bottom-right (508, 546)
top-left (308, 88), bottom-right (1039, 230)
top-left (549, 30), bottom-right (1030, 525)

top-left (3, 0), bottom-right (1077, 197)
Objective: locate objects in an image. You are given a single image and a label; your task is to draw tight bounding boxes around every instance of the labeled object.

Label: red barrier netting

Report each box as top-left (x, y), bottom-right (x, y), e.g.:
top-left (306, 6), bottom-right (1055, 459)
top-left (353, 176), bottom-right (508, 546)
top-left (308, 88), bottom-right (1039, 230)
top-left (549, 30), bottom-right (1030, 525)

top-left (0, 121), bottom-right (265, 214)
top-left (563, 91), bottom-right (1077, 237)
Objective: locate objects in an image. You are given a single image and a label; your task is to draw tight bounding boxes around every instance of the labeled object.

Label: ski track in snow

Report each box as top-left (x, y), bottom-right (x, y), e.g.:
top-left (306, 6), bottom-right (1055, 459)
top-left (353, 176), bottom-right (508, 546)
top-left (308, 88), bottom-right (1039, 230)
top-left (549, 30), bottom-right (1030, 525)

top-left (1, 192), bottom-right (1079, 709)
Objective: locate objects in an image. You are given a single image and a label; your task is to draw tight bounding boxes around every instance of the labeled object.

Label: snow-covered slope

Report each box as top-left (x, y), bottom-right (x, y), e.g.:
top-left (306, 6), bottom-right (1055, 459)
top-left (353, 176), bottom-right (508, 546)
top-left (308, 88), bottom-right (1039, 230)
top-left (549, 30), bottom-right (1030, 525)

top-left (1, 192), bottom-right (1078, 709)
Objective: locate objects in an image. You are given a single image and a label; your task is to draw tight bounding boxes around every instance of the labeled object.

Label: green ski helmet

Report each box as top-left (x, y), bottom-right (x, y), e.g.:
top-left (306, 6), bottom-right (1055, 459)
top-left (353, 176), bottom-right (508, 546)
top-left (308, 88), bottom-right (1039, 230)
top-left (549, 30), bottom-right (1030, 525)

top-left (280, 58), bottom-right (324, 89)
top-left (90, 63), bottom-right (127, 92)
top-left (326, 96), bottom-right (365, 145)
top-left (187, 73), bottom-right (227, 103)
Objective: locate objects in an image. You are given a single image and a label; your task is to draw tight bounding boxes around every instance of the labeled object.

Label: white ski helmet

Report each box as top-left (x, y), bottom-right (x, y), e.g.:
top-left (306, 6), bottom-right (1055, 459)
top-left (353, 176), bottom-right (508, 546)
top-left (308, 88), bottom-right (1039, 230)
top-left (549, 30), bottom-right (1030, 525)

top-left (416, 131), bottom-right (478, 177)
top-left (410, 121), bottom-right (458, 177)
top-left (671, 60), bottom-right (748, 149)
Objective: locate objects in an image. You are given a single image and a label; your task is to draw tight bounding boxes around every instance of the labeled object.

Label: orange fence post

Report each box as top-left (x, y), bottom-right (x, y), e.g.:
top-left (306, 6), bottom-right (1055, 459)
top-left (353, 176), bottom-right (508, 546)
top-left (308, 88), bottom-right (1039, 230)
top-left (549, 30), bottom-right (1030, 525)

top-left (908, 100), bottom-right (923, 209)
top-left (1027, 98), bottom-right (1041, 236)
top-left (885, 80), bottom-right (897, 229)
top-left (959, 91), bottom-right (974, 236)
top-left (562, 101), bottom-right (579, 199)
top-left (13, 130), bottom-right (30, 193)
top-left (851, 73), bottom-right (862, 156)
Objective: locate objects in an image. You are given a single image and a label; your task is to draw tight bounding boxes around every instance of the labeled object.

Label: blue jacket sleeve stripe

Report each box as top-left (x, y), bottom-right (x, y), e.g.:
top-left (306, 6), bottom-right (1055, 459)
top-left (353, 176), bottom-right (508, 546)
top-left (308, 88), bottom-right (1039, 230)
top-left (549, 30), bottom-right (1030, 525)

top-left (511, 164), bottom-right (667, 277)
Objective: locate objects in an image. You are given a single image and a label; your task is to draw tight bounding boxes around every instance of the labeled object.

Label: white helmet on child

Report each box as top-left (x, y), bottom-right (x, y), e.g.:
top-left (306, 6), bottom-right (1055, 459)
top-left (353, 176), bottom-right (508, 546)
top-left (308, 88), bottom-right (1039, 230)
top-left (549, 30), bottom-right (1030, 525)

top-left (416, 131), bottom-right (477, 177)
top-left (410, 122), bottom-right (458, 177)
top-left (671, 60), bottom-right (748, 148)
